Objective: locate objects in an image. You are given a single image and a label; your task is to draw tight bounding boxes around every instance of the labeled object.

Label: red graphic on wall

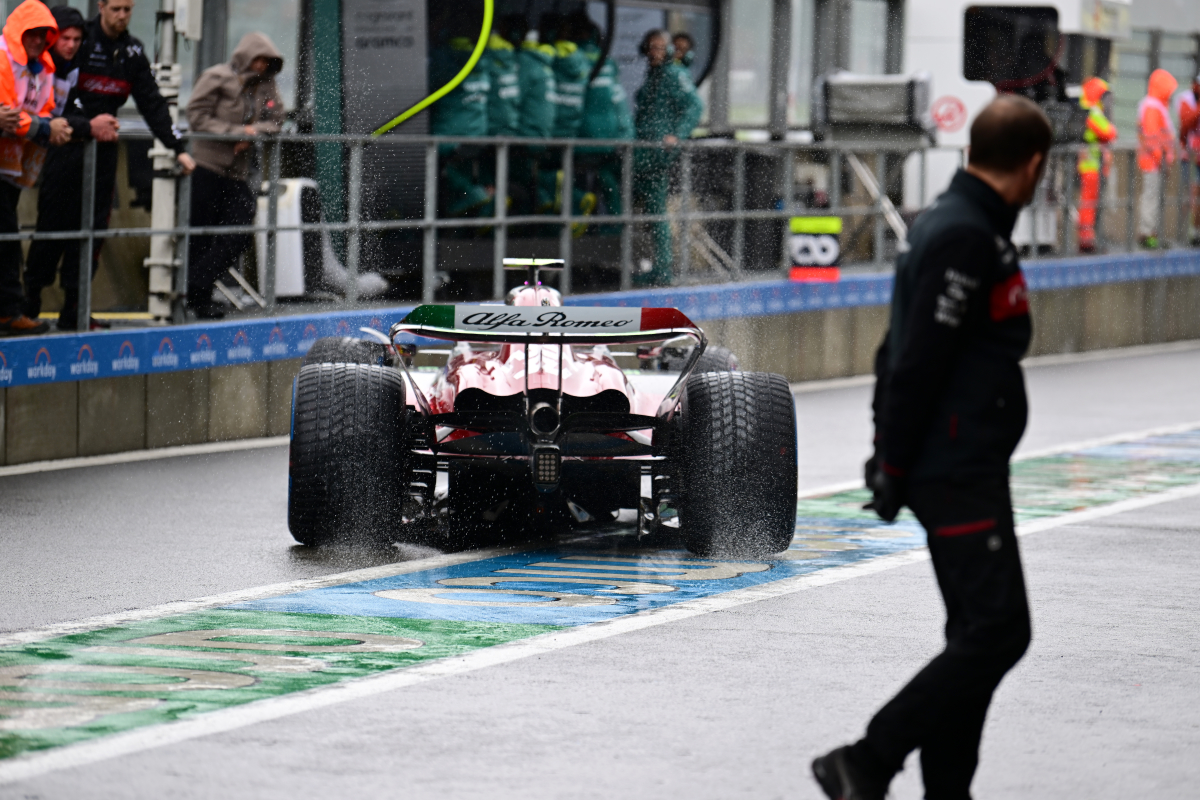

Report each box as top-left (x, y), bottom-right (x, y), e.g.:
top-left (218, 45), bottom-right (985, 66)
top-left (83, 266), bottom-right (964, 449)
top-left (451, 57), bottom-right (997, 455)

top-left (931, 96), bottom-right (968, 133)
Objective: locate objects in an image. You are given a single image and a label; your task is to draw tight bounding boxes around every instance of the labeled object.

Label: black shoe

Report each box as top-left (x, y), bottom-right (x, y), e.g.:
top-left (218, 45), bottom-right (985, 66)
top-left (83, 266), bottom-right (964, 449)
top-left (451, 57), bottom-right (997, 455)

top-left (190, 304), bottom-right (226, 320)
top-left (812, 746), bottom-right (888, 800)
top-left (56, 312), bottom-right (111, 331)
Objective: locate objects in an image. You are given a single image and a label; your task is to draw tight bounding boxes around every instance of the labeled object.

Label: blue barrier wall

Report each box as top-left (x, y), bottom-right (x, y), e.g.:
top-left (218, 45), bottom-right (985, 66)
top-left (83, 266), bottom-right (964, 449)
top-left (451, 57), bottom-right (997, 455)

top-left (1, 250), bottom-right (1197, 390)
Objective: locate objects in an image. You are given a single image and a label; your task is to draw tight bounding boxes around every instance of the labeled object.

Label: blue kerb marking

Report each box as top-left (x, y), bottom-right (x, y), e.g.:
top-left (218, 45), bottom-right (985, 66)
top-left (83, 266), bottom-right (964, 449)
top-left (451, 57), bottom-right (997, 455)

top-left (227, 520), bottom-right (927, 626)
top-left (0, 250), bottom-right (1194, 389)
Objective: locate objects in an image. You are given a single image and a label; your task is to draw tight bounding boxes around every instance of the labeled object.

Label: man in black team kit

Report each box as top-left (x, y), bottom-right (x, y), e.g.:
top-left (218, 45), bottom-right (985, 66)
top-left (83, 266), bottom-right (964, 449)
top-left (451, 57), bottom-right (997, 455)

top-left (22, 0), bottom-right (194, 330)
top-left (812, 95), bottom-right (1052, 800)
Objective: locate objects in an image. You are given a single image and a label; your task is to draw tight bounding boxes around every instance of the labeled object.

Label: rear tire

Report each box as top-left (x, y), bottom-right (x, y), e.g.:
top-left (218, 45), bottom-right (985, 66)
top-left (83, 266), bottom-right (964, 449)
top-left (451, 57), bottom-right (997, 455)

top-left (302, 336), bottom-right (393, 367)
top-left (288, 364), bottom-right (409, 546)
top-left (691, 344), bottom-right (740, 373)
top-left (677, 372), bottom-right (797, 556)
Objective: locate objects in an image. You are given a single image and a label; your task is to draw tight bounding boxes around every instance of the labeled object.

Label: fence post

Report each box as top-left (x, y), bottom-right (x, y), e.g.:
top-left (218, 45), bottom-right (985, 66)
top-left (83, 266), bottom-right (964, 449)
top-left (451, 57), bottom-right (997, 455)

top-left (76, 138), bottom-right (96, 332)
top-left (1126, 150), bottom-right (1137, 252)
top-left (172, 167), bottom-right (191, 324)
top-left (732, 144), bottom-right (745, 273)
top-left (919, 147), bottom-right (927, 208)
top-left (423, 142), bottom-right (438, 304)
top-left (873, 151), bottom-right (886, 268)
top-left (559, 143), bottom-right (574, 294)
top-left (1064, 149), bottom-right (1078, 254)
top-left (265, 137), bottom-right (282, 310)
top-left (780, 145), bottom-right (794, 276)
top-left (679, 145), bottom-right (692, 279)
top-left (830, 149), bottom-right (842, 216)
top-left (620, 143), bottom-right (633, 291)
top-left (492, 141), bottom-right (509, 299)
top-left (344, 139), bottom-right (363, 306)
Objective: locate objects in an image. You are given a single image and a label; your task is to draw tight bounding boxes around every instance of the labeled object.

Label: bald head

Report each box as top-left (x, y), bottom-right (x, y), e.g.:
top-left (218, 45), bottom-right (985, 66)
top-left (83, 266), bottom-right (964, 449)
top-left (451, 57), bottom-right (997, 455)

top-left (968, 95), bottom-right (1053, 173)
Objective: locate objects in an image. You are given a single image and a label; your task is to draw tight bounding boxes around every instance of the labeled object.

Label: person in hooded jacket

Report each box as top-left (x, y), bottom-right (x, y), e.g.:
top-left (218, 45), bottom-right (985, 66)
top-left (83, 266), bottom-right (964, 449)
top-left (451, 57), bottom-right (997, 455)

top-left (430, 26), bottom-right (492, 218)
top-left (514, 29), bottom-right (555, 215)
top-left (633, 29), bottom-right (702, 286)
top-left (1136, 68), bottom-right (1178, 248)
top-left (20, 0), bottom-right (194, 330)
top-left (18, 4), bottom-right (99, 328)
top-left (0, 0), bottom-right (71, 336)
top-left (185, 32), bottom-right (284, 319)
top-left (578, 20), bottom-right (632, 229)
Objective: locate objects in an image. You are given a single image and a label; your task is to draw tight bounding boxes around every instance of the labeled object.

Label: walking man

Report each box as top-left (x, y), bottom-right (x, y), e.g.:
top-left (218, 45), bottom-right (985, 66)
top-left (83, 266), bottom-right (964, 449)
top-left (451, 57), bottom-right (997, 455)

top-left (22, 0), bottom-right (195, 330)
top-left (812, 95), bottom-right (1051, 800)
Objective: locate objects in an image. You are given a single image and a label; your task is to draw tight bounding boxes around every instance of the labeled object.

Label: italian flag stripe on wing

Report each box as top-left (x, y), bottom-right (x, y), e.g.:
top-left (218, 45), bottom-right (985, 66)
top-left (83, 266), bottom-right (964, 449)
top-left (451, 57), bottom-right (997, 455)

top-left (639, 308), bottom-right (695, 331)
top-left (402, 305), bottom-right (455, 327)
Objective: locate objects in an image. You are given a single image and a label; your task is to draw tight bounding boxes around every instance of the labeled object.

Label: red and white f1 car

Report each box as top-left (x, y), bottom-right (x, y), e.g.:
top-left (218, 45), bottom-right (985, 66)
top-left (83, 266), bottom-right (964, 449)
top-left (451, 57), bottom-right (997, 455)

top-left (288, 260), bottom-right (797, 555)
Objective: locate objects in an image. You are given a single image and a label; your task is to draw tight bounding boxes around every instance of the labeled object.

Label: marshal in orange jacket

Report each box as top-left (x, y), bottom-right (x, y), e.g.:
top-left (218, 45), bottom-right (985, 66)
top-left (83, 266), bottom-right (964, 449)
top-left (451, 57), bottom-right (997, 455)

top-left (0, 0), bottom-right (58, 186)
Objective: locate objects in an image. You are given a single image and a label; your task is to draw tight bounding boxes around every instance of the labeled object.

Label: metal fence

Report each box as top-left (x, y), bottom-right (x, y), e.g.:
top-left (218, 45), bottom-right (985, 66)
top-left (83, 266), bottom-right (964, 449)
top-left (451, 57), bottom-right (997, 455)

top-left (4, 131), bottom-right (1195, 325)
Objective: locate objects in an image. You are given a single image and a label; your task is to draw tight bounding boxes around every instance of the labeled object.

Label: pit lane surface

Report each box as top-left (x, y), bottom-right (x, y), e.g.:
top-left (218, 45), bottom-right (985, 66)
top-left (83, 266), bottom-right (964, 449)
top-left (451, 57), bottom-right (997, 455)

top-left (3, 342), bottom-right (1200, 797)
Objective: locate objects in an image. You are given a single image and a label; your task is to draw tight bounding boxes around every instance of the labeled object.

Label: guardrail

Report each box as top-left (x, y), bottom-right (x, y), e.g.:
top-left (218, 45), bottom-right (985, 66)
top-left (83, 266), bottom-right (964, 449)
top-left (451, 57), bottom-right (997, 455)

top-left (2, 248), bottom-right (1198, 390)
top-left (5, 131), bottom-right (1196, 324)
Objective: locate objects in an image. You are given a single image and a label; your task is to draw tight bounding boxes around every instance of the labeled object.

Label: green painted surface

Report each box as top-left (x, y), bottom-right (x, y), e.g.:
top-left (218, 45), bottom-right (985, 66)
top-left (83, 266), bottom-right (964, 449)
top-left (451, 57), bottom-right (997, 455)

top-left (0, 610), bottom-right (557, 760)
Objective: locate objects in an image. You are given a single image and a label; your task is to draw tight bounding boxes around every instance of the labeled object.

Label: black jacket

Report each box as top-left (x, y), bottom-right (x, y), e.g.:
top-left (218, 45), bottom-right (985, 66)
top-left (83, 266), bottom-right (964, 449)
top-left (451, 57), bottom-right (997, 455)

top-left (873, 170), bottom-right (1033, 482)
top-left (65, 17), bottom-right (183, 153)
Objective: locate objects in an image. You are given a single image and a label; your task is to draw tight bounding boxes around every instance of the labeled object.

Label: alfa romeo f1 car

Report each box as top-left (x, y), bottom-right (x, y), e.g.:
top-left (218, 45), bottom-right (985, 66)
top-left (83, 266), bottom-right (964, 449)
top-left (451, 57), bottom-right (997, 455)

top-left (288, 260), bottom-right (797, 556)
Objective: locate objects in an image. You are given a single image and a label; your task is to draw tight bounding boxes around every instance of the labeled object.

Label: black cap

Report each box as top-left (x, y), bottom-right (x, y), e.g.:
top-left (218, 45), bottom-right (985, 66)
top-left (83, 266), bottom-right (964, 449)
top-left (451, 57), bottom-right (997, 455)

top-left (50, 5), bottom-right (86, 34)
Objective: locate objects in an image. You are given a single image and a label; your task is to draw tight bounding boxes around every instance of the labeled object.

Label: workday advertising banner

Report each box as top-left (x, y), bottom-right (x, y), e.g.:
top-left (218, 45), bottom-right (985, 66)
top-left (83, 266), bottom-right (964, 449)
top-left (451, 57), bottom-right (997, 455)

top-left (0, 308), bottom-right (412, 390)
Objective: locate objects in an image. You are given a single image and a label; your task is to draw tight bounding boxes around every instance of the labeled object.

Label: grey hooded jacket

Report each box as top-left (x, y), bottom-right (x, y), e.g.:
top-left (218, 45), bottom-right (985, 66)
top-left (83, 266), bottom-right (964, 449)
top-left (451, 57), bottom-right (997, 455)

top-left (187, 32), bottom-right (284, 180)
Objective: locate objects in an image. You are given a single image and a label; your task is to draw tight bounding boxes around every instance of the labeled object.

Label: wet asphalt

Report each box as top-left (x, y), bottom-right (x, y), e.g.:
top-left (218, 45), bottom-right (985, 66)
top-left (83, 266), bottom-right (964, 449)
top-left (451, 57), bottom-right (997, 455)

top-left (2, 343), bottom-right (1199, 797)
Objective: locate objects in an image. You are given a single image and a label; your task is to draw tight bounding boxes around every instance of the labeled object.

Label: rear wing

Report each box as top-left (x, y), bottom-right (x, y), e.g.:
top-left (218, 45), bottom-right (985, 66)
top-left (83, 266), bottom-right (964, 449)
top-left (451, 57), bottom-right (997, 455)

top-left (389, 304), bottom-right (707, 419)
top-left (391, 304), bottom-right (703, 346)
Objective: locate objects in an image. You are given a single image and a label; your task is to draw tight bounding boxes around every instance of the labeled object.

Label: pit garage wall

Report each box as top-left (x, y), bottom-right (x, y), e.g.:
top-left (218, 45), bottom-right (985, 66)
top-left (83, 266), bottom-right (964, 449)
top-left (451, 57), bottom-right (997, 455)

top-left (1, 251), bottom-right (1198, 466)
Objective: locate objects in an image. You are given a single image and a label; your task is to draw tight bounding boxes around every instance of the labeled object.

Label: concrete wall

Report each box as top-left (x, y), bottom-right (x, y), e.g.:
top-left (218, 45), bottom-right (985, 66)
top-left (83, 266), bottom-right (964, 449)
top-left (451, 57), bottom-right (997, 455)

top-left (712, 274), bottom-right (1200, 380)
top-left (3, 272), bottom-right (1200, 466)
top-left (1, 358), bottom-right (302, 467)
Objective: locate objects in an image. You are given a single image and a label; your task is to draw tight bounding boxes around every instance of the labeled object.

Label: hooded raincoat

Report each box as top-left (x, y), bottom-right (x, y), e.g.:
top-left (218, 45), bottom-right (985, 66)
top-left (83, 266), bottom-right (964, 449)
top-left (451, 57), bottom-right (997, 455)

top-left (1138, 68), bottom-right (1177, 172)
top-left (187, 32), bottom-right (284, 181)
top-left (0, 0), bottom-right (58, 186)
top-left (549, 40), bottom-right (587, 139)
top-left (517, 40), bottom-right (556, 139)
top-left (485, 32), bottom-right (520, 137)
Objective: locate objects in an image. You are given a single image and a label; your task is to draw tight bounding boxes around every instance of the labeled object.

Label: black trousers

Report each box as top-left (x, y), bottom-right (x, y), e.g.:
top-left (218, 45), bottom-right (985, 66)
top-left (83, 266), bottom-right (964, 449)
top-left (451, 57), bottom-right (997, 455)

top-left (23, 142), bottom-right (120, 318)
top-left (187, 166), bottom-right (255, 308)
top-left (0, 181), bottom-right (23, 317)
top-left (854, 477), bottom-right (1031, 800)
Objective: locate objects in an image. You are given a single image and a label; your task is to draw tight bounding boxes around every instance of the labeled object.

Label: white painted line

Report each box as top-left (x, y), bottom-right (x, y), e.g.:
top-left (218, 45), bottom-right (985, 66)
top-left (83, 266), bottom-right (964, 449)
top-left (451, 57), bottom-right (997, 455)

top-left (797, 420), bottom-right (1200, 500)
top-left (5, 475), bottom-right (1200, 784)
top-left (1014, 419), bottom-right (1200, 461)
top-left (0, 437), bottom-right (291, 479)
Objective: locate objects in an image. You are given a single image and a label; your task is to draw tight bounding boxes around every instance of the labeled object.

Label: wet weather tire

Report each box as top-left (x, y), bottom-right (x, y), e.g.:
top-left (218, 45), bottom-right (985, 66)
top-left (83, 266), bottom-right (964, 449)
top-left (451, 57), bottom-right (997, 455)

top-left (678, 371), bottom-right (797, 556)
top-left (691, 344), bottom-right (740, 373)
top-left (288, 363), bottom-right (409, 546)
top-left (302, 336), bottom-right (393, 367)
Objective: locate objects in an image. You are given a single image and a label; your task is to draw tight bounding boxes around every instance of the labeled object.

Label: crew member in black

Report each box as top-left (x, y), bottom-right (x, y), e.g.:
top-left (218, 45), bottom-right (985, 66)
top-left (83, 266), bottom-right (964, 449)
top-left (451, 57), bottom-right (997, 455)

top-left (812, 95), bottom-right (1052, 800)
top-left (22, 0), bottom-right (194, 330)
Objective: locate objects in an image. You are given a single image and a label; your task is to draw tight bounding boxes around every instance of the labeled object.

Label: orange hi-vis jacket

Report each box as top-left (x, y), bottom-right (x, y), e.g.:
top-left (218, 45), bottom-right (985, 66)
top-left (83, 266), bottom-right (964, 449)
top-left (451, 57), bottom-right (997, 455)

top-left (1079, 77), bottom-right (1116, 175)
top-left (1138, 69), bottom-right (1177, 172)
top-left (0, 0), bottom-right (58, 186)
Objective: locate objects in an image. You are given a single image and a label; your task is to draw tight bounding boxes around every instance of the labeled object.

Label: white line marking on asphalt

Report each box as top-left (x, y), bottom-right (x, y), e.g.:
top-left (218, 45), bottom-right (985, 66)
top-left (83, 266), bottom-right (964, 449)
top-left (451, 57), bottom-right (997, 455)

top-left (797, 419), bottom-right (1200, 500)
top-left (5, 477), bottom-right (1200, 784)
top-left (0, 437), bottom-right (291, 479)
